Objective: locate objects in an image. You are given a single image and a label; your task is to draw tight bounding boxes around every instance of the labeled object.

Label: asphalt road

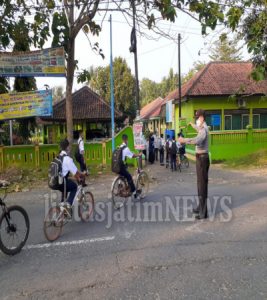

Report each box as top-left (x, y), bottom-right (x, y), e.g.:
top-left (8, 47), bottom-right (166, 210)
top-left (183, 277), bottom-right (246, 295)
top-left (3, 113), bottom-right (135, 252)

top-left (0, 162), bottom-right (267, 300)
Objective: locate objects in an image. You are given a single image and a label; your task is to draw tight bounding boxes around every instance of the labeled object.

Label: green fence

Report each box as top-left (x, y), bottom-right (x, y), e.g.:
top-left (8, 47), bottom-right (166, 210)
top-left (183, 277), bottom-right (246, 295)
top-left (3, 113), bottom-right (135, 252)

top-left (0, 126), bottom-right (135, 171)
top-left (184, 127), bottom-right (267, 161)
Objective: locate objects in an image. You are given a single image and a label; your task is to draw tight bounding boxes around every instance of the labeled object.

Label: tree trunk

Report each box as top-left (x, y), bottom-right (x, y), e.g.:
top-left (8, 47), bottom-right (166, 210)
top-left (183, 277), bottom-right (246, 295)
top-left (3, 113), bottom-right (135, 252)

top-left (66, 36), bottom-right (75, 145)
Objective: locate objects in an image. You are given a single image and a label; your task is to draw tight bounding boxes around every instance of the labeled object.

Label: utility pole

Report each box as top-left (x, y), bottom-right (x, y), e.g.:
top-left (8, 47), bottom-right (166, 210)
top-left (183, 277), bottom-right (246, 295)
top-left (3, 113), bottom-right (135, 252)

top-left (109, 14), bottom-right (115, 151)
top-left (178, 33), bottom-right (182, 119)
top-left (130, 0), bottom-right (140, 118)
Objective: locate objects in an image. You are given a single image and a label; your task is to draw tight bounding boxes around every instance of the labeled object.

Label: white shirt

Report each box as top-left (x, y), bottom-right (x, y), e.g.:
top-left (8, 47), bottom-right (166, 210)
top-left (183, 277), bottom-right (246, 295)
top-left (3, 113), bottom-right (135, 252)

top-left (120, 143), bottom-right (134, 162)
top-left (60, 150), bottom-right (78, 177)
top-left (78, 137), bottom-right (84, 154)
top-left (154, 136), bottom-right (160, 149)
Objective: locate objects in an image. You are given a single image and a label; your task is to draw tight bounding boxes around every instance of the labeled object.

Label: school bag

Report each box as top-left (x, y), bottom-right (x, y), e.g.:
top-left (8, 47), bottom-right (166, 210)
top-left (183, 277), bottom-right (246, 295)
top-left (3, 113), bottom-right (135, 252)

top-left (48, 154), bottom-right (66, 189)
top-left (111, 146), bottom-right (126, 173)
top-left (170, 141), bottom-right (177, 155)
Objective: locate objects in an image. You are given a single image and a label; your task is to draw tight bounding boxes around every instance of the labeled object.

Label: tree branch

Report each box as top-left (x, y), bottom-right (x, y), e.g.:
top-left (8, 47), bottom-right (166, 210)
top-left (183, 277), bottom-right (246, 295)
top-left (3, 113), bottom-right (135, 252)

top-left (72, 0), bottom-right (100, 38)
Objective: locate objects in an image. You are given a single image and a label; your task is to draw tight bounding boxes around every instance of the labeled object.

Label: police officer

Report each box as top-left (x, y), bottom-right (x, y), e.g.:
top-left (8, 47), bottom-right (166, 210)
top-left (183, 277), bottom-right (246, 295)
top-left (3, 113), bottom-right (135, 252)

top-left (178, 109), bottom-right (210, 220)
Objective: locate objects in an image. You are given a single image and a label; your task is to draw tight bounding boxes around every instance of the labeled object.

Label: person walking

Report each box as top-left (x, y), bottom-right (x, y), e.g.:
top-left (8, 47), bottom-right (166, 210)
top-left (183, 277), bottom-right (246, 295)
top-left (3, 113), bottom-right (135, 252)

top-left (148, 134), bottom-right (155, 164)
top-left (165, 134), bottom-right (171, 168)
top-left (159, 134), bottom-right (165, 165)
top-left (178, 109), bottom-right (210, 220)
top-left (75, 130), bottom-right (88, 174)
top-left (154, 133), bottom-right (159, 162)
top-left (170, 136), bottom-right (178, 171)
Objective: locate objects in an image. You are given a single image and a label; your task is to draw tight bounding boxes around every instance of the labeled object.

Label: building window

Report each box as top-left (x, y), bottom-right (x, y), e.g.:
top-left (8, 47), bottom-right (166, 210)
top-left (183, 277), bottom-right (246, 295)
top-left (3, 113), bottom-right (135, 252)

top-left (225, 115), bottom-right (232, 130)
top-left (253, 114), bottom-right (260, 129)
top-left (260, 114), bottom-right (267, 128)
top-left (242, 114), bottom-right (249, 129)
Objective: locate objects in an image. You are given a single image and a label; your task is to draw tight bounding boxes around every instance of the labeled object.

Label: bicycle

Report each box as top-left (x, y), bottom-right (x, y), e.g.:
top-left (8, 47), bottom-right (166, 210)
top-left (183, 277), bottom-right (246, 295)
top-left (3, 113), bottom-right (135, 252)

top-left (43, 179), bottom-right (94, 242)
top-left (0, 181), bottom-right (30, 255)
top-left (111, 157), bottom-right (149, 209)
top-left (180, 154), bottom-right (189, 169)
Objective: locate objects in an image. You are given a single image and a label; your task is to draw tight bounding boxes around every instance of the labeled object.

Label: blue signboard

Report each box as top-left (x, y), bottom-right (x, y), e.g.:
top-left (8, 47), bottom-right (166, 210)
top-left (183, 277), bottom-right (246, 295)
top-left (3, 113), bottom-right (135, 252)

top-left (211, 114), bottom-right (221, 126)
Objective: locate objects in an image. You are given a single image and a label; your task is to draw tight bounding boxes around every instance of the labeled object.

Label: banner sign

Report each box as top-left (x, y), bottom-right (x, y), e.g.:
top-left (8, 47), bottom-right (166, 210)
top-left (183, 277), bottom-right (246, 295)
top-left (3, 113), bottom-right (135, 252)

top-left (0, 47), bottom-right (65, 77)
top-left (0, 90), bottom-right (53, 120)
top-left (166, 100), bottom-right (173, 123)
top-left (133, 122), bottom-right (146, 150)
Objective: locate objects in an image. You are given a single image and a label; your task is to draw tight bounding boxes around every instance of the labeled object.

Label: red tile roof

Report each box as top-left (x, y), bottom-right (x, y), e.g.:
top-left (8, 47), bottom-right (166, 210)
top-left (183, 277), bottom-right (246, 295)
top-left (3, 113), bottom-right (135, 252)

top-left (43, 86), bottom-right (122, 121)
top-left (140, 97), bottom-right (165, 119)
top-left (165, 62), bottom-right (267, 102)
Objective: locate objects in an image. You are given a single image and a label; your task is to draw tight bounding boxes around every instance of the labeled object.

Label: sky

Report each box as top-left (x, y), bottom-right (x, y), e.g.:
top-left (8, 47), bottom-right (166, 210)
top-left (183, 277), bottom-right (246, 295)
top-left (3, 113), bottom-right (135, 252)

top-left (35, 8), bottom-right (250, 92)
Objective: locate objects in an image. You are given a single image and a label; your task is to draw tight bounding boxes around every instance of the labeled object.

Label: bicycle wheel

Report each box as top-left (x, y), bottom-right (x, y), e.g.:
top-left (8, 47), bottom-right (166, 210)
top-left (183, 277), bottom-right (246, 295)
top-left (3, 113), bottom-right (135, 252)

top-left (136, 171), bottom-right (149, 199)
top-left (181, 156), bottom-right (189, 168)
top-left (111, 176), bottom-right (129, 209)
top-left (0, 205), bottom-right (30, 255)
top-left (79, 191), bottom-right (94, 222)
top-left (43, 206), bottom-right (63, 242)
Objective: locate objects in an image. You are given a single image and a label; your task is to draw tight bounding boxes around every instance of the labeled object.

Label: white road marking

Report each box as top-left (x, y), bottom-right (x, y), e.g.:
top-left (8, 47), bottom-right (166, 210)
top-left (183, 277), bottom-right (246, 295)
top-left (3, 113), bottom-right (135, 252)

top-left (185, 223), bottom-right (214, 235)
top-left (24, 236), bottom-right (115, 250)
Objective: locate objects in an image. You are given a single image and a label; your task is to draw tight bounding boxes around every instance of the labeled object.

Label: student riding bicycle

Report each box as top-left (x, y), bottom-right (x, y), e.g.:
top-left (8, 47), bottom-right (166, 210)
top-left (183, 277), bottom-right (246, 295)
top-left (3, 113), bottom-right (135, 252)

top-left (58, 139), bottom-right (86, 208)
top-left (119, 134), bottom-right (142, 198)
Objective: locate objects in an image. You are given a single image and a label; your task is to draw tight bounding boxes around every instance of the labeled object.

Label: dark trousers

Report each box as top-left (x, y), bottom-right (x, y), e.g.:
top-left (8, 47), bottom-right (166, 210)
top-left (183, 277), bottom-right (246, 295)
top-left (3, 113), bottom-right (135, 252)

top-left (76, 154), bottom-right (87, 172)
top-left (196, 153), bottom-right (210, 218)
top-left (166, 151), bottom-right (170, 167)
top-left (119, 166), bottom-right (135, 193)
top-left (59, 178), bottom-right (78, 205)
top-left (154, 148), bottom-right (159, 161)
top-left (160, 149), bottom-right (164, 164)
top-left (170, 154), bottom-right (177, 171)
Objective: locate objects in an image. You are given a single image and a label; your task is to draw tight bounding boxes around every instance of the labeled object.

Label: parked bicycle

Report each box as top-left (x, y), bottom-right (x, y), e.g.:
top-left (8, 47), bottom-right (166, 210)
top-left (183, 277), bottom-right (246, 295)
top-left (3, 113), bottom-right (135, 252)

top-left (0, 181), bottom-right (30, 255)
top-left (111, 157), bottom-right (149, 209)
top-left (43, 179), bottom-right (94, 242)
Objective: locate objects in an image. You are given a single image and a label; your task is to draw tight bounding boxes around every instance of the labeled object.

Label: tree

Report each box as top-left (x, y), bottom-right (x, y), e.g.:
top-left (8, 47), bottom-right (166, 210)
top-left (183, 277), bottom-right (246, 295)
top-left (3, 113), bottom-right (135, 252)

top-left (12, 18), bottom-right (37, 144)
top-left (182, 61), bottom-right (206, 83)
top-left (159, 68), bottom-right (178, 98)
top-left (89, 57), bottom-right (136, 120)
top-left (52, 86), bottom-right (65, 104)
top-left (209, 34), bottom-right (243, 62)
top-left (140, 78), bottom-right (161, 107)
top-left (0, 1), bottom-right (266, 144)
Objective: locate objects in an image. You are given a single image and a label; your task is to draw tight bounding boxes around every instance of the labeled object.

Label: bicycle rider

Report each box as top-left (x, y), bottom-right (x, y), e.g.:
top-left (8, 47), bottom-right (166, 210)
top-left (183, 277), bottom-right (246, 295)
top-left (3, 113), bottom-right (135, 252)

top-left (58, 139), bottom-right (85, 209)
top-left (120, 134), bottom-right (142, 198)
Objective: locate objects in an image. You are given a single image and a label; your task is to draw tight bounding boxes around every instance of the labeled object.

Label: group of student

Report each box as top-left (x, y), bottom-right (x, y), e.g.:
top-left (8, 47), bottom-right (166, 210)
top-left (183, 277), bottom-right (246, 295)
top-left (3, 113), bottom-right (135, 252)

top-left (144, 130), bottom-right (186, 171)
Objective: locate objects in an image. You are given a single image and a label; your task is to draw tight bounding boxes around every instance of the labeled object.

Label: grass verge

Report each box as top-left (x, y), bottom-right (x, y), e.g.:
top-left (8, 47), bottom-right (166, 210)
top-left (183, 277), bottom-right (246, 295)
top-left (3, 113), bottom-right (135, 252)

top-left (223, 149), bottom-right (267, 169)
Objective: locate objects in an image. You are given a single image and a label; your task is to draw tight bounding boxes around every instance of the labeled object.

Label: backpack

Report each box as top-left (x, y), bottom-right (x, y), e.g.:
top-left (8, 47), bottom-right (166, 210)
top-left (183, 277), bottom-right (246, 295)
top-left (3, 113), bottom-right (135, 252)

top-left (170, 141), bottom-right (177, 155)
top-left (111, 146), bottom-right (126, 173)
top-left (48, 154), bottom-right (66, 190)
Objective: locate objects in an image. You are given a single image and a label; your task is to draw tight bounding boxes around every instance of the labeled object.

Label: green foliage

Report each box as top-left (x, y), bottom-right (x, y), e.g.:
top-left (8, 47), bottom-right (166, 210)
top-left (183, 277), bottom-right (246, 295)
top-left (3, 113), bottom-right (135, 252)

top-left (209, 34), bottom-right (243, 62)
top-left (0, 78), bottom-right (9, 94)
top-left (88, 57), bottom-right (136, 120)
top-left (140, 78), bottom-right (161, 107)
top-left (182, 61), bottom-right (206, 83)
top-left (51, 12), bottom-right (69, 51)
